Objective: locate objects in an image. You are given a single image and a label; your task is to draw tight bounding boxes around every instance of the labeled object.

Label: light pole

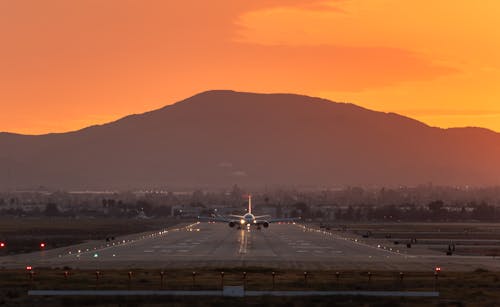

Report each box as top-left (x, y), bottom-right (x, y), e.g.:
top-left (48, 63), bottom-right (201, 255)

top-left (95, 271), bottom-right (100, 289)
top-left (63, 270), bottom-right (69, 288)
top-left (128, 271), bottom-right (133, 290)
top-left (27, 268), bottom-right (35, 288)
top-left (434, 267), bottom-right (441, 290)
top-left (160, 271), bottom-right (165, 289)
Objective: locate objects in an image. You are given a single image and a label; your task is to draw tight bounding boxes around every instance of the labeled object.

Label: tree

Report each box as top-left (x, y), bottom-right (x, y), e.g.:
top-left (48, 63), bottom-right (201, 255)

top-left (428, 200), bottom-right (445, 219)
top-left (230, 184), bottom-right (244, 200)
top-left (294, 202), bottom-right (309, 217)
top-left (191, 190), bottom-right (204, 204)
top-left (44, 203), bottom-right (60, 216)
top-left (136, 200), bottom-right (153, 216)
top-left (428, 200), bottom-right (444, 213)
top-left (152, 205), bottom-right (171, 217)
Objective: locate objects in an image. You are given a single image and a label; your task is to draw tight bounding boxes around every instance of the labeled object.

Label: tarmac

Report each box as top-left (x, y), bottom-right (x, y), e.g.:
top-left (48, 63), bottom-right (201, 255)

top-left (2, 222), bottom-right (500, 271)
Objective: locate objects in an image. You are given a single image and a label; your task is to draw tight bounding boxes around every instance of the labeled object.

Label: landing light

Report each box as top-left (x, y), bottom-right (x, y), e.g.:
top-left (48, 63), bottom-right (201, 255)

top-left (240, 219), bottom-right (245, 225)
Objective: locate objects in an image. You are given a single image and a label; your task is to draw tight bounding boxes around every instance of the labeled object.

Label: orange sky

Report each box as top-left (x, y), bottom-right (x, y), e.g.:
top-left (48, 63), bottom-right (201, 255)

top-left (1, 0), bottom-right (499, 134)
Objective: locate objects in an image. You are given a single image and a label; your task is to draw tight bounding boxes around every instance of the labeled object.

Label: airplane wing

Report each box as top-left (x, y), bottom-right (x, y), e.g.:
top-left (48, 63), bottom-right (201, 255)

top-left (197, 215), bottom-right (233, 223)
top-left (228, 214), bottom-right (245, 219)
top-left (253, 215), bottom-right (271, 219)
top-left (268, 217), bottom-right (301, 223)
top-left (252, 217), bottom-right (300, 227)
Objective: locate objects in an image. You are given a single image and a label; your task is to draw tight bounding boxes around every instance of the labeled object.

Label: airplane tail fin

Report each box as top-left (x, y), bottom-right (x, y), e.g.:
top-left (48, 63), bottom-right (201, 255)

top-left (248, 195), bottom-right (252, 214)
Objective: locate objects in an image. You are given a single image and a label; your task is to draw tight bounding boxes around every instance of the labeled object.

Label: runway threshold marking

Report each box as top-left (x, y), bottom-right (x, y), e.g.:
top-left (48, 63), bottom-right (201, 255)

top-left (294, 224), bottom-right (406, 257)
top-left (55, 222), bottom-right (200, 260)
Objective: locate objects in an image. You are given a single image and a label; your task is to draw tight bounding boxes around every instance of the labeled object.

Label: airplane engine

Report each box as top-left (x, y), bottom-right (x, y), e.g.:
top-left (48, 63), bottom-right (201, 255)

top-left (229, 221), bottom-right (236, 228)
top-left (263, 222), bottom-right (269, 228)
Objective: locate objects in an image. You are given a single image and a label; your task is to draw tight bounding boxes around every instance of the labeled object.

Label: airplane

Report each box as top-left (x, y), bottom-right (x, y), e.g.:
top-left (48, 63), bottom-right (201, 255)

top-left (198, 195), bottom-right (299, 229)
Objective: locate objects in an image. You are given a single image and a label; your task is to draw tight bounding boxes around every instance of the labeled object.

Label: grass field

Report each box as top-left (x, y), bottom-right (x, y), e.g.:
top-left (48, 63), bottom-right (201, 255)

top-left (333, 222), bottom-right (500, 257)
top-left (0, 217), bottom-right (183, 254)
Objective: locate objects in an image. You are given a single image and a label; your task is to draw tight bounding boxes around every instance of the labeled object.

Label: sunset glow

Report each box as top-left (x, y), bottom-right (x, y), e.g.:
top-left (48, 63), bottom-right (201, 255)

top-left (1, 0), bottom-right (499, 134)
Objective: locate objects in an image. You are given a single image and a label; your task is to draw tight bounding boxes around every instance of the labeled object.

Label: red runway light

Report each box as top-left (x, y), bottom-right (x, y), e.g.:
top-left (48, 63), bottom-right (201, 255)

top-left (435, 267), bottom-right (441, 272)
top-left (26, 266), bottom-right (32, 270)
top-left (0, 242), bottom-right (5, 248)
top-left (40, 243), bottom-right (46, 248)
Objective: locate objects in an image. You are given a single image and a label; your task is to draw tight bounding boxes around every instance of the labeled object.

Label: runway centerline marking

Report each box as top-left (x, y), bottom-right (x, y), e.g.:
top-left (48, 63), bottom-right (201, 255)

top-left (238, 230), bottom-right (249, 254)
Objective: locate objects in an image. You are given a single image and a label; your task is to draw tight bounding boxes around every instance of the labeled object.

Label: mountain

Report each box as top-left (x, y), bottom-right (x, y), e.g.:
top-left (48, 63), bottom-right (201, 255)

top-left (1, 90), bottom-right (500, 190)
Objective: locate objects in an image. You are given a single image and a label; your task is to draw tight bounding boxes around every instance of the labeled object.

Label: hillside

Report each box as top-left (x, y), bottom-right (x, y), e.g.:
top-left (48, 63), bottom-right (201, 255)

top-left (1, 90), bottom-right (500, 189)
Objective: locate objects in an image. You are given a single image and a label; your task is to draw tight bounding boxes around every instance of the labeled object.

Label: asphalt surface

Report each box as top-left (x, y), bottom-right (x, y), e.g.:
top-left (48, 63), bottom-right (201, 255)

top-left (2, 222), bottom-right (500, 271)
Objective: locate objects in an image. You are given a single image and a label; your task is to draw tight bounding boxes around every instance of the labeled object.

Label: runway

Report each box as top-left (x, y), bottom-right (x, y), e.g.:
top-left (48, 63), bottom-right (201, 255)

top-left (2, 223), bottom-right (500, 271)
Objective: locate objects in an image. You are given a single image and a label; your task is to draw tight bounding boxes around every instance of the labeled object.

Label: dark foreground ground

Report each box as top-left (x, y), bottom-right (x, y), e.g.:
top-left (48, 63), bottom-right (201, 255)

top-left (0, 268), bottom-right (499, 306)
top-left (19, 296), bottom-right (448, 307)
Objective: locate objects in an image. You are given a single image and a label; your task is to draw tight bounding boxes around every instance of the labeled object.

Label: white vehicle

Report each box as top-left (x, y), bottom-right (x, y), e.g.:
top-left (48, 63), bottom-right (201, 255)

top-left (198, 195), bottom-right (299, 229)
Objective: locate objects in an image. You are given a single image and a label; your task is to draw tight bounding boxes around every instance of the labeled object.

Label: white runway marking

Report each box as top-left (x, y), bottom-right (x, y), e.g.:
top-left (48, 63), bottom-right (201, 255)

top-left (238, 230), bottom-right (249, 254)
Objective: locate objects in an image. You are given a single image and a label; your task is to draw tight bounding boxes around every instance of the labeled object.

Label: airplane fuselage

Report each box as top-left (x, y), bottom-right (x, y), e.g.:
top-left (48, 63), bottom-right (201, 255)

top-left (199, 194), bottom-right (297, 228)
top-left (241, 213), bottom-right (255, 226)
